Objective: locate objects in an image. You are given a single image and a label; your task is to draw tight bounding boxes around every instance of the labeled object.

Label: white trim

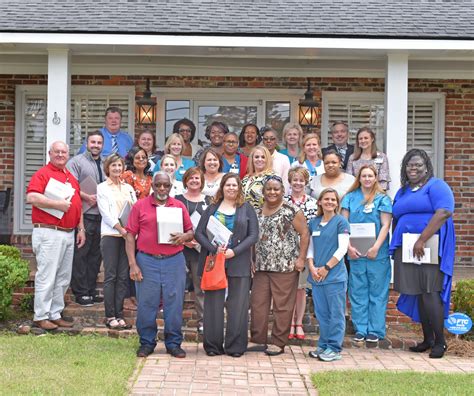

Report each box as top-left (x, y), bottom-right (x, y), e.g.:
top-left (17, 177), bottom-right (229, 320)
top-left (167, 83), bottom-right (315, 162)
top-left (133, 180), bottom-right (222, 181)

top-left (2, 33), bottom-right (473, 51)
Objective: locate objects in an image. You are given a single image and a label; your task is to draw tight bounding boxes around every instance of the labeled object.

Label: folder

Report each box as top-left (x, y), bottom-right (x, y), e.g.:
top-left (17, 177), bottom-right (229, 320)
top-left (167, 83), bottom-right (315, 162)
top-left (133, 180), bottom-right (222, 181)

top-left (156, 206), bottom-right (183, 244)
top-left (349, 223), bottom-right (376, 257)
top-left (118, 201), bottom-right (131, 227)
top-left (39, 178), bottom-right (75, 219)
top-left (402, 233), bottom-right (439, 264)
top-left (79, 175), bottom-right (98, 212)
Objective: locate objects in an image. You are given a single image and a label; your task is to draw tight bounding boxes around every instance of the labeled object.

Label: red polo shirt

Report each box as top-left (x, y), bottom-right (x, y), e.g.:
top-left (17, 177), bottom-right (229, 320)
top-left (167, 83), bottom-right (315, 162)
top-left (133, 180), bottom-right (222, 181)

top-left (126, 195), bottom-right (193, 256)
top-left (26, 162), bottom-right (82, 228)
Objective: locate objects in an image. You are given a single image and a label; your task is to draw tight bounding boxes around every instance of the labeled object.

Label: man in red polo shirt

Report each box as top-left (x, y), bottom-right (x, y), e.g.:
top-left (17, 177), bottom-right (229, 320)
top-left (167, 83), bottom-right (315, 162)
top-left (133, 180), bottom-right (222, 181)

top-left (125, 171), bottom-right (193, 358)
top-left (26, 141), bottom-right (85, 330)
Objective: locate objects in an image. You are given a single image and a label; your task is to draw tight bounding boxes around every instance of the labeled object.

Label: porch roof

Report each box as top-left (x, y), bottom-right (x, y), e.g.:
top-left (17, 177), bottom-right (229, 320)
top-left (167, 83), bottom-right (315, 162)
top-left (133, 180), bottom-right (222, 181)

top-left (1, 0), bottom-right (473, 40)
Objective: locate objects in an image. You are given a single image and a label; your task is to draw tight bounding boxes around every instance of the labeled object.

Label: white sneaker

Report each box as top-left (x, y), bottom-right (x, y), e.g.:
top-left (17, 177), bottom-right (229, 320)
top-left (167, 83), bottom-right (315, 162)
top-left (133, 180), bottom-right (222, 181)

top-left (319, 348), bottom-right (342, 362)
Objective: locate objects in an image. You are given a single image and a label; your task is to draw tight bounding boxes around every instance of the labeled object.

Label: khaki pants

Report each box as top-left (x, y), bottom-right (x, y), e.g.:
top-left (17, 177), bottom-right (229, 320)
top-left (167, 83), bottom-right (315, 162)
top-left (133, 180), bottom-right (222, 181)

top-left (250, 271), bottom-right (299, 348)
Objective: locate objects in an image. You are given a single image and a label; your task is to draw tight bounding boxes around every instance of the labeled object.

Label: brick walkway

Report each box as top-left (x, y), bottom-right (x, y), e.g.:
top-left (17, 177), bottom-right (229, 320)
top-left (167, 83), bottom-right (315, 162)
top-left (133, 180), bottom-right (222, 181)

top-left (130, 342), bottom-right (474, 395)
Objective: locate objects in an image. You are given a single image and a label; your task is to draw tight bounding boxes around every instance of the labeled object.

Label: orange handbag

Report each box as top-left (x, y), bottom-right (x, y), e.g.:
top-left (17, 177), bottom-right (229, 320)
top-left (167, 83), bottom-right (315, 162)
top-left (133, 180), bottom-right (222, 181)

top-left (201, 252), bottom-right (228, 291)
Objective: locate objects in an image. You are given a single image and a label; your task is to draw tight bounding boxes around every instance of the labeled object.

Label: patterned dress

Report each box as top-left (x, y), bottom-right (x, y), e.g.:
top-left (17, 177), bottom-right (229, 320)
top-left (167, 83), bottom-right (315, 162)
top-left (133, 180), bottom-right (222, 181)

top-left (242, 171), bottom-right (274, 209)
top-left (346, 152), bottom-right (391, 190)
top-left (255, 203), bottom-right (300, 273)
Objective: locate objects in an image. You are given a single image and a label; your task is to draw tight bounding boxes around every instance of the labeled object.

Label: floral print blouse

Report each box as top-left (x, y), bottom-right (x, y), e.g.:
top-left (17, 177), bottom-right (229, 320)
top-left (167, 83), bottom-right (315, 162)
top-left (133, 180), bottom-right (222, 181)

top-left (121, 170), bottom-right (152, 200)
top-left (283, 194), bottom-right (317, 224)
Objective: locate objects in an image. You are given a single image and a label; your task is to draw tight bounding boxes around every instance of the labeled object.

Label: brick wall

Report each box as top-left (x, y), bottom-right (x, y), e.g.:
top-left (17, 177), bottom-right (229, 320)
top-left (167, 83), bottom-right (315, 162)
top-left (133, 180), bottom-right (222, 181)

top-left (0, 75), bottom-right (472, 269)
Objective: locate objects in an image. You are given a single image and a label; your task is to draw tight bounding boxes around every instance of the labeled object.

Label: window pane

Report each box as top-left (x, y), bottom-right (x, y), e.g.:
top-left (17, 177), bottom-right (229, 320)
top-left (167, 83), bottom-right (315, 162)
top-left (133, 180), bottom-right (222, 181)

top-left (165, 100), bottom-right (190, 136)
top-left (197, 105), bottom-right (257, 145)
top-left (265, 101), bottom-right (290, 140)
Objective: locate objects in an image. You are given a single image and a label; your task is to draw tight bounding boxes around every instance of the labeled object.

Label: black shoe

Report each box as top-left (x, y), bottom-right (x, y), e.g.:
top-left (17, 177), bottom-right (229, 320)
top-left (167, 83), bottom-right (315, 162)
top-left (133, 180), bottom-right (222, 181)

top-left (429, 344), bottom-right (447, 359)
top-left (166, 346), bottom-right (186, 358)
top-left (76, 296), bottom-right (94, 307)
top-left (92, 295), bottom-right (104, 304)
top-left (409, 340), bottom-right (434, 353)
top-left (264, 345), bottom-right (285, 356)
top-left (137, 345), bottom-right (154, 358)
top-left (247, 343), bottom-right (268, 352)
top-left (229, 352), bottom-right (243, 358)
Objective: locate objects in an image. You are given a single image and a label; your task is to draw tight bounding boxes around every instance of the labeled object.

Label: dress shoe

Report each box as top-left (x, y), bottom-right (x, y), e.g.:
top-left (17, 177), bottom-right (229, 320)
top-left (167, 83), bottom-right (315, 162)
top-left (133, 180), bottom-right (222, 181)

top-left (429, 344), bottom-right (447, 359)
top-left (247, 342), bottom-right (268, 352)
top-left (264, 345), bottom-right (285, 356)
top-left (229, 353), bottom-right (243, 358)
top-left (50, 318), bottom-right (74, 328)
top-left (33, 320), bottom-right (58, 330)
top-left (409, 340), bottom-right (434, 353)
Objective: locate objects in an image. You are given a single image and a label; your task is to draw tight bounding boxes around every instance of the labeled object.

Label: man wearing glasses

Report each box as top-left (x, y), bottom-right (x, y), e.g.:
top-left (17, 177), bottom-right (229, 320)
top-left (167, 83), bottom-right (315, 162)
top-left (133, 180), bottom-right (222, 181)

top-left (221, 132), bottom-right (248, 179)
top-left (322, 121), bottom-right (354, 171)
top-left (125, 171), bottom-right (194, 359)
top-left (262, 128), bottom-right (291, 193)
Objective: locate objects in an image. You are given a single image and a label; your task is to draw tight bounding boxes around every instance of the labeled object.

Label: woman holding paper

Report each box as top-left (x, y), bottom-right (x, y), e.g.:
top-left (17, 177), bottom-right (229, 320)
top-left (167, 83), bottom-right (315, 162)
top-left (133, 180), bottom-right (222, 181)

top-left (195, 173), bottom-right (259, 357)
top-left (341, 164), bottom-right (392, 343)
top-left (97, 153), bottom-right (137, 330)
top-left (389, 149), bottom-right (455, 359)
top-left (175, 167), bottom-right (211, 334)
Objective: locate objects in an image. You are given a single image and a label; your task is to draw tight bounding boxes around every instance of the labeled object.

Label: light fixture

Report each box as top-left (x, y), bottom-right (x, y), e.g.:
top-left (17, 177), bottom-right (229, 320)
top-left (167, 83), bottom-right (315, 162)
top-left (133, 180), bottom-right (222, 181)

top-left (136, 78), bottom-right (156, 126)
top-left (298, 78), bottom-right (319, 131)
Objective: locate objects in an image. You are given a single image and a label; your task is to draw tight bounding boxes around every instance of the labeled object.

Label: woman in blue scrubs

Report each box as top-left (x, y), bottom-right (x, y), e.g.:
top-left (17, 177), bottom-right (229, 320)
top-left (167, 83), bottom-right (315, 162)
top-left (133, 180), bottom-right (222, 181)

top-left (341, 165), bottom-right (392, 343)
top-left (307, 188), bottom-right (350, 362)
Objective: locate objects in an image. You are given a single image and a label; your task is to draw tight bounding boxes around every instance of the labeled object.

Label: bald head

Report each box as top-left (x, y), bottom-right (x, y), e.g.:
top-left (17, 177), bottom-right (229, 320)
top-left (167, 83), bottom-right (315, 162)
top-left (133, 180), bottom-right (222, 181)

top-left (49, 141), bottom-right (69, 169)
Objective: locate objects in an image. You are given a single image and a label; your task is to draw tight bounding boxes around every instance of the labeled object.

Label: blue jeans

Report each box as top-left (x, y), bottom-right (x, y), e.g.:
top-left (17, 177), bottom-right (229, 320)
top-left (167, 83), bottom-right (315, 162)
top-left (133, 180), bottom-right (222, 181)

top-left (349, 257), bottom-right (391, 338)
top-left (135, 252), bottom-right (186, 350)
top-left (312, 281), bottom-right (347, 353)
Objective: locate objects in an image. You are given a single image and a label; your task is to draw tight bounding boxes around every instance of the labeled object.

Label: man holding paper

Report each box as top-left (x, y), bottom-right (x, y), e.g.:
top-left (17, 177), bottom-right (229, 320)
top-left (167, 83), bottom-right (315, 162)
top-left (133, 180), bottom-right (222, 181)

top-left (125, 171), bottom-right (194, 359)
top-left (67, 130), bottom-right (105, 306)
top-left (26, 141), bottom-right (85, 331)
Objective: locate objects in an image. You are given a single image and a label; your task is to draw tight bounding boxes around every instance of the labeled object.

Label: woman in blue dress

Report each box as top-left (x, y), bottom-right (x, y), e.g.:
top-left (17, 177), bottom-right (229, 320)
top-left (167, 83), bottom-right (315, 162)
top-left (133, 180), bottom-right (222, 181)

top-left (307, 188), bottom-right (350, 362)
top-left (341, 164), bottom-right (392, 343)
top-left (389, 149), bottom-right (455, 359)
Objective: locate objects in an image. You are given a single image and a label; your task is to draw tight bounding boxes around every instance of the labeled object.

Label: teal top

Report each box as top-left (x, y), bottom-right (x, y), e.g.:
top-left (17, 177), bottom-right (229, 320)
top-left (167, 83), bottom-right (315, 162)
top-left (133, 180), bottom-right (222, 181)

top-left (341, 188), bottom-right (392, 260)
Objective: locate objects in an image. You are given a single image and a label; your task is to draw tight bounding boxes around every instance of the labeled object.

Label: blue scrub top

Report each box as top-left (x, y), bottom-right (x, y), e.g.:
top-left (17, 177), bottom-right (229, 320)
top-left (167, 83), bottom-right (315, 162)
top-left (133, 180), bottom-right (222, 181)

top-left (341, 189), bottom-right (392, 260)
top-left (152, 157), bottom-right (195, 182)
top-left (308, 214), bottom-right (350, 286)
top-left (279, 148), bottom-right (298, 164)
top-left (222, 155), bottom-right (240, 174)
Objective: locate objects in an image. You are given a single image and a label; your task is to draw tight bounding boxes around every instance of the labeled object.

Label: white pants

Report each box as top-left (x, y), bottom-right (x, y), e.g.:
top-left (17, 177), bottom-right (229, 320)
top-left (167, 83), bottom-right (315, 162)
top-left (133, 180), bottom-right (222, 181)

top-left (32, 227), bottom-right (75, 321)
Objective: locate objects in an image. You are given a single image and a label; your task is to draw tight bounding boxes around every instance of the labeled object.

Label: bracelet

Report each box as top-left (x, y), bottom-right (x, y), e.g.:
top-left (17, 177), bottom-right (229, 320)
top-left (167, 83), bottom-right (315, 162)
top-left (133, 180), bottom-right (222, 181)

top-left (77, 228), bottom-right (85, 232)
top-left (324, 264), bottom-right (331, 271)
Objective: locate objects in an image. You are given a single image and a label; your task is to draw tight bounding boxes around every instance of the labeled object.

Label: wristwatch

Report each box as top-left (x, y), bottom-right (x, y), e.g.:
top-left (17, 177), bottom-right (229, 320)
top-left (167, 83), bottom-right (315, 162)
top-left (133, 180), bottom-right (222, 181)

top-left (324, 264), bottom-right (331, 271)
top-left (77, 228), bottom-right (85, 232)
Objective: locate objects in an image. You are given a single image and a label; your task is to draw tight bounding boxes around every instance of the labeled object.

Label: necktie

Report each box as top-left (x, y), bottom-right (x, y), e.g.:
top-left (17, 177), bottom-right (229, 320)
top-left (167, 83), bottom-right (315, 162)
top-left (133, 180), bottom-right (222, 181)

top-left (111, 135), bottom-right (118, 154)
top-left (337, 146), bottom-right (347, 163)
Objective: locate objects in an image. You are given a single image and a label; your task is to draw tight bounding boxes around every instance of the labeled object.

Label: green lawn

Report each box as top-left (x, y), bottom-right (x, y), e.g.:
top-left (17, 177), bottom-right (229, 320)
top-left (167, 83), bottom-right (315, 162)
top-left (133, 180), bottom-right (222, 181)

top-left (0, 333), bottom-right (139, 395)
top-left (311, 370), bottom-right (474, 396)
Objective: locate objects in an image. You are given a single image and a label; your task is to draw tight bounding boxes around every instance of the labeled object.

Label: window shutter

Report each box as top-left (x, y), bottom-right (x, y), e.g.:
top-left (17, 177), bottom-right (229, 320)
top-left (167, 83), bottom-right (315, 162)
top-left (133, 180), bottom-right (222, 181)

top-left (407, 101), bottom-right (436, 160)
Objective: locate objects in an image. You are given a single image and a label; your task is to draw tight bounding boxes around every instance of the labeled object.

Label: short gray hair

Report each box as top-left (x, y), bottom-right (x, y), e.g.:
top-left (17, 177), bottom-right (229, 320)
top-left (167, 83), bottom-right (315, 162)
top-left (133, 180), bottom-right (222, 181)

top-left (153, 171), bottom-right (171, 183)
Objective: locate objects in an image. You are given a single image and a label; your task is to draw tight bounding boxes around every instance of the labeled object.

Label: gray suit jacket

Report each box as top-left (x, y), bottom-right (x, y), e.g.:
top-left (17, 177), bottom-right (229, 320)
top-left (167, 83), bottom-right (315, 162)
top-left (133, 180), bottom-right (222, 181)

top-left (195, 201), bottom-right (258, 277)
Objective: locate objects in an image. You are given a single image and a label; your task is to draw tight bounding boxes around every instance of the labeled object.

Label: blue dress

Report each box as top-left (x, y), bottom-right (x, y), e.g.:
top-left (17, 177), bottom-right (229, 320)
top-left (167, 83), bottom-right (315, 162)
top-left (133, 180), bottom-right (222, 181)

top-left (389, 178), bottom-right (456, 322)
top-left (341, 189), bottom-right (392, 338)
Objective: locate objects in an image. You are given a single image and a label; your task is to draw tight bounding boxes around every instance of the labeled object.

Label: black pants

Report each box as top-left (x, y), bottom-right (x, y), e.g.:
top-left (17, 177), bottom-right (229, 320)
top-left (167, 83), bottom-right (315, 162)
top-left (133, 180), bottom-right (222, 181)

top-left (101, 236), bottom-right (129, 319)
top-left (71, 215), bottom-right (102, 298)
top-left (203, 276), bottom-right (251, 355)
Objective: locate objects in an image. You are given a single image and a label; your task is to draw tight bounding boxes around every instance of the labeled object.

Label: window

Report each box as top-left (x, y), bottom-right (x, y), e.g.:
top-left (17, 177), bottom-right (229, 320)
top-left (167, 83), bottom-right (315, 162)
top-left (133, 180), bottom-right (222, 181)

top-left (157, 88), bottom-right (300, 147)
top-left (321, 92), bottom-right (445, 176)
top-left (14, 86), bottom-right (135, 234)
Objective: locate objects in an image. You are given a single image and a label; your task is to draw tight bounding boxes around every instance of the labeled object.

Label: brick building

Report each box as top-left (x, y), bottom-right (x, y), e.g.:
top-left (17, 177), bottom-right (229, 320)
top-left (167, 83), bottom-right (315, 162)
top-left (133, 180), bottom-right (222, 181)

top-left (0, 0), bottom-right (473, 277)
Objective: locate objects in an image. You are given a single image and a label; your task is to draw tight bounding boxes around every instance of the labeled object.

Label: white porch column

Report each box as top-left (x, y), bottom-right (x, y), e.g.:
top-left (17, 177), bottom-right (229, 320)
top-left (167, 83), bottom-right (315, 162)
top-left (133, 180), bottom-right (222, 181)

top-left (384, 53), bottom-right (408, 198)
top-left (46, 49), bottom-right (71, 151)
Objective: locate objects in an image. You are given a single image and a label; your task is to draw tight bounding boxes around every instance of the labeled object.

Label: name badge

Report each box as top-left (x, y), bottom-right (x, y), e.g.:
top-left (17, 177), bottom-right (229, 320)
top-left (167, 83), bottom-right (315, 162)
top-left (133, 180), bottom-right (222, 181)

top-left (374, 157), bottom-right (383, 165)
top-left (179, 168), bottom-right (186, 174)
top-left (202, 204), bottom-right (208, 211)
top-left (312, 231), bottom-right (321, 237)
top-left (363, 203), bottom-right (375, 213)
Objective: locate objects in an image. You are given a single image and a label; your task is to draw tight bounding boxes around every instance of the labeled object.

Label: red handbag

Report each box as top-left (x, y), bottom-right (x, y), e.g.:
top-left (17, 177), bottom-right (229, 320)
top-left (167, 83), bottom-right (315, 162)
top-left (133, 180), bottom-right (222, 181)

top-left (201, 252), bottom-right (228, 291)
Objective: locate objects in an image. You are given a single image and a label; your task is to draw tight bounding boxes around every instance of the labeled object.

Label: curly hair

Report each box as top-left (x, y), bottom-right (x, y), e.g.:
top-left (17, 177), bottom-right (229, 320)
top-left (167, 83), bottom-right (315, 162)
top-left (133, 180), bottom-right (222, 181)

top-left (400, 148), bottom-right (434, 188)
top-left (204, 121), bottom-right (229, 140)
top-left (125, 146), bottom-right (151, 175)
top-left (173, 118), bottom-right (197, 142)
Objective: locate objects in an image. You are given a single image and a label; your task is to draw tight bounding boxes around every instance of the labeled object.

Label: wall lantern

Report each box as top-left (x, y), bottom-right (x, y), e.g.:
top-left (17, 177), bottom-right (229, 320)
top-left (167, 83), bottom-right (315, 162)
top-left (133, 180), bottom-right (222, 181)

top-left (136, 78), bottom-right (156, 126)
top-left (298, 78), bottom-right (319, 131)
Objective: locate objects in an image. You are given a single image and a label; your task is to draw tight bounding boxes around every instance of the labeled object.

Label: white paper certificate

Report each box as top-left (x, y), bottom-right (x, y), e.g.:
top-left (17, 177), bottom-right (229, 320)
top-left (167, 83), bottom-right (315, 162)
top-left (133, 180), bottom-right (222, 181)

top-left (349, 223), bottom-right (376, 256)
top-left (402, 233), bottom-right (439, 264)
top-left (156, 206), bottom-right (183, 244)
top-left (207, 216), bottom-right (233, 247)
top-left (40, 177), bottom-right (76, 219)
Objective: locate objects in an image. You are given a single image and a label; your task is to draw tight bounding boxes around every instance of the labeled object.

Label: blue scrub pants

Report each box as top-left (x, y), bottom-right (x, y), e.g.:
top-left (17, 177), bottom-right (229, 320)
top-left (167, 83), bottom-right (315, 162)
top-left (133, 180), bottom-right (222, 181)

top-left (348, 257), bottom-right (391, 339)
top-left (312, 281), bottom-right (347, 353)
top-left (135, 252), bottom-right (186, 350)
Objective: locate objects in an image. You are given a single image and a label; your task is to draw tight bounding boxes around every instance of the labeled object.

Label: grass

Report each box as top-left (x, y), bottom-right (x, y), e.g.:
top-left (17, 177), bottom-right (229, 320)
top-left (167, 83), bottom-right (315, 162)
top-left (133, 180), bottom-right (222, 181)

top-left (311, 370), bottom-right (474, 396)
top-left (0, 333), bottom-right (139, 395)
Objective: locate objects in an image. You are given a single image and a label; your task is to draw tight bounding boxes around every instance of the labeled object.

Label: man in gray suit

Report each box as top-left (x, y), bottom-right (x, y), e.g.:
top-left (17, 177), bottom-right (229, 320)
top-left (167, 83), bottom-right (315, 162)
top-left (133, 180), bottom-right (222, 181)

top-left (322, 121), bottom-right (354, 171)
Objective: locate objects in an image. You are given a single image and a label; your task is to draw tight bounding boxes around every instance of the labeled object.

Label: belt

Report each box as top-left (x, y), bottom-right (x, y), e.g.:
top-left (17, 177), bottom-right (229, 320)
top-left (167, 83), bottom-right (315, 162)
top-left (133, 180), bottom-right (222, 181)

top-left (33, 223), bottom-right (75, 233)
top-left (138, 250), bottom-right (181, 260)
top-left (83, 214), bottom-right (101, 220)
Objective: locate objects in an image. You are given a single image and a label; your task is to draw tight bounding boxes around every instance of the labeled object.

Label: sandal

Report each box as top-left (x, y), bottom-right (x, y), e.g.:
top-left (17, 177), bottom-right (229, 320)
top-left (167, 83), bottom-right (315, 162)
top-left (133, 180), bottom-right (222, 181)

top-left (106, 318), bottom-right (121, 329)
top-left (117, 318), bottom-right (132, 330)
top-left (288, 324), bottom-right (296, 340)
top-left (295, 325), bottom-right (305, 340)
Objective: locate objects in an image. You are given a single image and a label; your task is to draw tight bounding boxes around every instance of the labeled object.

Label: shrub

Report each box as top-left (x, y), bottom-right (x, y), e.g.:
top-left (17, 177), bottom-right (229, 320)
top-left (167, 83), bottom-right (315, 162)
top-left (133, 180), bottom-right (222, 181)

top-left (19, 293), bottom-right (34, 313)
top-left (452, 279), bottom-right (474, 320)
top-left (0, 245), bottom-right (30, 320)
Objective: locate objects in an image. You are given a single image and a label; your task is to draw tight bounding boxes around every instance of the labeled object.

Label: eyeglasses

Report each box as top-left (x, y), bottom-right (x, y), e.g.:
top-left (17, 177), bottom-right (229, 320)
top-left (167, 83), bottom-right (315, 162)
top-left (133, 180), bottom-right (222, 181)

top-left (263, 137), bottom-right (277, 142)
top-left (135, 156), bottom-right (147, 160)
top-left (155, 183), bottom-right (171, 188)
top-left (224, 140), bottom-right (238, 145)
top-left (179, 128), bottom-right (192, 133)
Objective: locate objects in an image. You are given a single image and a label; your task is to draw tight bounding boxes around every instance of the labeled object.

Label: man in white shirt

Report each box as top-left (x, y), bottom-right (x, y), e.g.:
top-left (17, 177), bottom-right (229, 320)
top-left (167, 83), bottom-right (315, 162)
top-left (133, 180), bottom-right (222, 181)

top-left (262, 128), bottom-right (291, 193)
